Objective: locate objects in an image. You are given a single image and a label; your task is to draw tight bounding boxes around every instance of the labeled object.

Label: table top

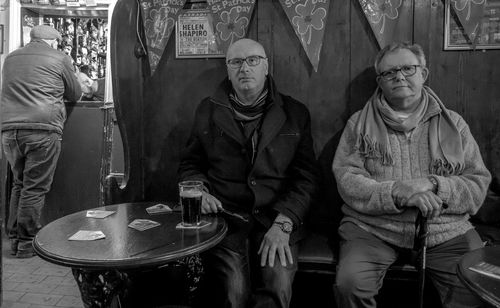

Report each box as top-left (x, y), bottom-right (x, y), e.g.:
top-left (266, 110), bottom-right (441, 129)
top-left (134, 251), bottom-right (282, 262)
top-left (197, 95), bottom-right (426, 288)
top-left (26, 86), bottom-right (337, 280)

top-left (33, 202), bottom-right (227, 270)
top-left (457, 245), bottom-right (500, 307)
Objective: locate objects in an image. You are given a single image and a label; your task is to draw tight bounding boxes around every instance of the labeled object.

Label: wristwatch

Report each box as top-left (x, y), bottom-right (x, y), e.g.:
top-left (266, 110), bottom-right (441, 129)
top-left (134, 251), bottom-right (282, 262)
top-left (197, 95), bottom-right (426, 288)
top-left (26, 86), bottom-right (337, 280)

top-left (273, 221), bottom-right (293, 234)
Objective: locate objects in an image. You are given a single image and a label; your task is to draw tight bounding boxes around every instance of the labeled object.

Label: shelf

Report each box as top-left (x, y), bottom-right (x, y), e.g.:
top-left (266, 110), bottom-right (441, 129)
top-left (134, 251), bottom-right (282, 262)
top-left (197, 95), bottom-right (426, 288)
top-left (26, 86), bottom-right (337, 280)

top-left (22, 3), bottom-right (109, 18)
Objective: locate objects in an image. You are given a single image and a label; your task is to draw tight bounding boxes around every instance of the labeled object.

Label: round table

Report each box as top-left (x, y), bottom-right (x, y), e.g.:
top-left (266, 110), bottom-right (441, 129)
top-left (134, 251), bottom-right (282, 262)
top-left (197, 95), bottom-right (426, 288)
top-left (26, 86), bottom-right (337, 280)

top-left (34, 202), bottom-right (226, 269)
top-left (33, 202), bottom-right (227, 307)
top-left (457, 246), bottom-right (500, 308)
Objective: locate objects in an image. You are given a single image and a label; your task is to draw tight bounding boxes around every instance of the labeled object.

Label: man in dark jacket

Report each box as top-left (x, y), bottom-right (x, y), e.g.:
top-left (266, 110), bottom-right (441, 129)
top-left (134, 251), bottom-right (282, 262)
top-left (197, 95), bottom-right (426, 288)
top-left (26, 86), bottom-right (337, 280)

top-left (178, 38), bottom-right (317, 307)
top-left (1, 25), bottom-right (82, 258)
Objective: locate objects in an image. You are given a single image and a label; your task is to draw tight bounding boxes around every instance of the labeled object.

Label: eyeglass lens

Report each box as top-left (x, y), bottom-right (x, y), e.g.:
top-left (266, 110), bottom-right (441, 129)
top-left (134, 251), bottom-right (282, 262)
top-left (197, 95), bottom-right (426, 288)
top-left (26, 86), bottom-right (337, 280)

top-left (380, 65), bottom-right (419, 80)
top-left (228, 56), bottom-right (264, 68)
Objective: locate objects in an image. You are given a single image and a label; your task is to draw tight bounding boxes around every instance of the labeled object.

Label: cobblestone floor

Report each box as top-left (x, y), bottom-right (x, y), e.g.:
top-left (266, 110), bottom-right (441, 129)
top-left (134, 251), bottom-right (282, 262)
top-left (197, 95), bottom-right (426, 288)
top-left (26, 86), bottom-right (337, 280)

top-left (2, 236), bottom-right (84, 308)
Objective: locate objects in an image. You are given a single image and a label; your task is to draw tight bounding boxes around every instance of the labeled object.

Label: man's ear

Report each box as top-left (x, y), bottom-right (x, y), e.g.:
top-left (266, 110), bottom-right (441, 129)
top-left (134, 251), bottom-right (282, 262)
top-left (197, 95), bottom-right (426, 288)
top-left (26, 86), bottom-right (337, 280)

top-left (421, 67), bottom-right (429, 82)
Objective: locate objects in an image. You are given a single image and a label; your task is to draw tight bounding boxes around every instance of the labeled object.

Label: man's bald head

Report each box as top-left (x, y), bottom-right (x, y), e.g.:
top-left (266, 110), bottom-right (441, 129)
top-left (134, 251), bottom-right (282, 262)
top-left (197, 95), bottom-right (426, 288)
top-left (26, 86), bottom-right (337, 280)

top-left (225, 39), bottom-right (268, 103)
top-left (226, 39), bottom-right (267, 61)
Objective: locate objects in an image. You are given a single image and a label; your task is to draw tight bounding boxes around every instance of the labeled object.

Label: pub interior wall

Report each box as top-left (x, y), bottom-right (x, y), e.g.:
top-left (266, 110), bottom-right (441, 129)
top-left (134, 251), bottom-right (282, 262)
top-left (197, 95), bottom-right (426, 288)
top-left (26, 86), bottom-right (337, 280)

top-left (110, 0), bottom-right (500, 203)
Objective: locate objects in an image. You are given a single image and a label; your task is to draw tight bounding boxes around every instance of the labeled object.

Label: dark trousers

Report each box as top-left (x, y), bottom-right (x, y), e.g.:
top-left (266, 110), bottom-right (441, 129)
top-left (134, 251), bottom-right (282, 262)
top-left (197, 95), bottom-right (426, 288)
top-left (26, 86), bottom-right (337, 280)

top-left (2, 129), bottom-right (61, 246)
top-left (334, 222), bottom-right (484, 308)
top-left (197, 240), bottom-right (298, 308)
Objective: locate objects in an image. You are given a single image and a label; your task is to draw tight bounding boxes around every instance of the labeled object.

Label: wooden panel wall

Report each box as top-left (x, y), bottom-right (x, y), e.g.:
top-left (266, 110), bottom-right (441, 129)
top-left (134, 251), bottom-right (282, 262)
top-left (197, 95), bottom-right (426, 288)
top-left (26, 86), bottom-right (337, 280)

top-left (110, 0), bottom-right (500, 203)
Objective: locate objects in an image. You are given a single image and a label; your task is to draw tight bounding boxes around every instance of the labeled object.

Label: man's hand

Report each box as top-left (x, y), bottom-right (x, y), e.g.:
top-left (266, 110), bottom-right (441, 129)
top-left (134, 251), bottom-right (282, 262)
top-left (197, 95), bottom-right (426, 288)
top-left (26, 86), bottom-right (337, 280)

top-left (201, 191), bottom-right (222, 214)
top-left (258, 214), bottom-right (293, 267)
top-left (392, 178), bottom-right (435, 206)
top-left (405, 191), bottom-right (443, 219)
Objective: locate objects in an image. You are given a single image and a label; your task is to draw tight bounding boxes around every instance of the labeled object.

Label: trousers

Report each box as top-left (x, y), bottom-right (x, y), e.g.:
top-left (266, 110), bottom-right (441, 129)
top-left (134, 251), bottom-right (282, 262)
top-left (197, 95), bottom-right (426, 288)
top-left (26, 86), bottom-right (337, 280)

top-left (2, 129), bottom-right (61, 246)
top-left (196, 240), bottom-right (298, 308)
top-left (334, 222), bottom-right (484, 308)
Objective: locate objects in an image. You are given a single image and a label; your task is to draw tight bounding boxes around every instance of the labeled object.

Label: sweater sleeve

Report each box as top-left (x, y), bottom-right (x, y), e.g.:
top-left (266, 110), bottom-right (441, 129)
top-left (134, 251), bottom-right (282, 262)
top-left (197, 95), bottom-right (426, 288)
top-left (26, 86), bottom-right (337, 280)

top-left (332, 114), bottom-right (402, 215)
top-left (434, 117), bottom-right (491, 215)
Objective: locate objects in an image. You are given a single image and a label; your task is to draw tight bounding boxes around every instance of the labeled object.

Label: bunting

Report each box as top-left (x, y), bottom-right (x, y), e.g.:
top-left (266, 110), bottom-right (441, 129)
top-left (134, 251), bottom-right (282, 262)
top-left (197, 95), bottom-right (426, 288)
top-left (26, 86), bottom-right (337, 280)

top-left (139, 0), bottom-right (186, 75)
top-left (450, 0), bottom-right (486, 45)
top-left (358, 0), bottom-right (413, 49)
top-left (278, 0), bottom-right (329, 72)
top-left (206, 0), bottom-right (256, 55)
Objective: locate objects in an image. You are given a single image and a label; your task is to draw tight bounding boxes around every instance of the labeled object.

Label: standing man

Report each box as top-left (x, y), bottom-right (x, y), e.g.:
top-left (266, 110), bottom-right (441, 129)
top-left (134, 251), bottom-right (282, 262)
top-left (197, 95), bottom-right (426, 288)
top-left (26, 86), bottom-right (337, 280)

top-left (1, 25), bottom-right (82, 258)
top-left (178, 38), bottom-right (317, 307)
top-left (332, 42), bottom-right (491, 307)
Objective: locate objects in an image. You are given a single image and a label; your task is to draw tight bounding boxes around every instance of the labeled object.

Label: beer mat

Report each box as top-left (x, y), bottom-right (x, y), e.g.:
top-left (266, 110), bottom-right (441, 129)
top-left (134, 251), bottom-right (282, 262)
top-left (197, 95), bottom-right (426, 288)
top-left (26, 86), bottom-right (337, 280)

top-left (86, 210), bottom-right (115, 218)
top-left (469, 261), bottom-right (500, 280)
top-left (176, 221), bottom-right (212, 230)
top-left (146, 203), bottom-right (173, 214)
top-left (68, 230), bottom-right (106, 241)
top-left (128, 219), bottom-right (161, 231)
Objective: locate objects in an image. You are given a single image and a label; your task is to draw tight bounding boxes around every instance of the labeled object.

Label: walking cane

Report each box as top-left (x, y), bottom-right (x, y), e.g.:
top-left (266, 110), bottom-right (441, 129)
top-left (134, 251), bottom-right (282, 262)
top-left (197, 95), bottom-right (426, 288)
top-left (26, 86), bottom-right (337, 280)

top-left (415, 212), bottom-right (428, 308)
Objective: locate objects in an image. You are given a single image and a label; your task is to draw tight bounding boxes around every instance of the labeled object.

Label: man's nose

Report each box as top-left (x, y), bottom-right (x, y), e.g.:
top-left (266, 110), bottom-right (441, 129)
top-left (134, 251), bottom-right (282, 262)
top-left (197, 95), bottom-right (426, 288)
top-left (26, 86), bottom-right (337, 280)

top-left (239, 61), bottom-right (251, 71)
top-left (393, 70), bottom-right (406, 81)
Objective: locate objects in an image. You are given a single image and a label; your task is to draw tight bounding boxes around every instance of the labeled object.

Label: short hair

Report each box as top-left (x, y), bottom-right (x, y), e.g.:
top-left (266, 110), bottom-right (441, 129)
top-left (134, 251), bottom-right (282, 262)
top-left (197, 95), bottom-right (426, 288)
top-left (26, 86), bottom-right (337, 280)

top-left (374, 42), bottom-right (427, 74)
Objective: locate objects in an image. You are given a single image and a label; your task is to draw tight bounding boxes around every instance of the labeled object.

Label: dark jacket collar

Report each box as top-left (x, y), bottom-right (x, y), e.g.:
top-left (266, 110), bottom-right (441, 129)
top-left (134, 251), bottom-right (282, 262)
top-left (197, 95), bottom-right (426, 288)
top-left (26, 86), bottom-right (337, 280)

top-left (210, 76), bottom-right (286, 150)
top-left (211, 76), bottom-right (283, 109)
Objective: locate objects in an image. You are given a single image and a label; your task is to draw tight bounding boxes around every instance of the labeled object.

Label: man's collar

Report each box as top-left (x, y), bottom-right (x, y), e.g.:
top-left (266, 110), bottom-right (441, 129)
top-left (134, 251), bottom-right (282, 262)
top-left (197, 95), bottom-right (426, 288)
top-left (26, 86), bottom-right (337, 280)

top-left (212, 76), bottom-right (281, 107)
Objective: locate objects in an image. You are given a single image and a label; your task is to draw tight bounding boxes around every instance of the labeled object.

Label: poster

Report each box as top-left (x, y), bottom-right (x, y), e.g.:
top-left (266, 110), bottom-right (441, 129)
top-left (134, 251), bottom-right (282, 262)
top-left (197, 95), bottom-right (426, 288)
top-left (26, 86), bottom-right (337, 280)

top-left (176, 9), bottom-right (224, 58)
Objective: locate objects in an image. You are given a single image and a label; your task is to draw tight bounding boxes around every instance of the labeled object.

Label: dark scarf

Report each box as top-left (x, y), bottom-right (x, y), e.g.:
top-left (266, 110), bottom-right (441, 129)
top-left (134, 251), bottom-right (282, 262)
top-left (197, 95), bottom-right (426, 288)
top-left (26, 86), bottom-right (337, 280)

top-left (354, 86), bottom-right (464, 176)
top-left (228, 85), bottom-right (270, 164)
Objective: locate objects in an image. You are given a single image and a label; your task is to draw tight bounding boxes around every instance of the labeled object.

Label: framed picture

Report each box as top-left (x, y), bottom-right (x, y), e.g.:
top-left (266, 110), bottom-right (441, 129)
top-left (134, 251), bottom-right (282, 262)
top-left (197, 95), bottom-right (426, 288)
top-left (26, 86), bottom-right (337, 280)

top-left (175, 9), bottom-right (224, 59)
top-left (445, 0), bottom-right (500, 50)
top-left (0, 25), bottom-right (3, 54)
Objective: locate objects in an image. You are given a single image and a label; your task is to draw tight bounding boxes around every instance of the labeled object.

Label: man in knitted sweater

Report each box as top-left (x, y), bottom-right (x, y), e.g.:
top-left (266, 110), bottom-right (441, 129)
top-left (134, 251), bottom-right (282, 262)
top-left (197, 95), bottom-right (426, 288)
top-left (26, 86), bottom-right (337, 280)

top-left (332, 42), bottom-right (491, 307)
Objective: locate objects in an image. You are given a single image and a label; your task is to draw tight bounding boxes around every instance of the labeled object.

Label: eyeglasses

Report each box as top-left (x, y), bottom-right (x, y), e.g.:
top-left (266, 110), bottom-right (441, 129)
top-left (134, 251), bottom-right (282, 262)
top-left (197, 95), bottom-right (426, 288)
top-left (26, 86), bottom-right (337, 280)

top-left (377, 65), bottom-right (421, 81)
top-left (227, 55), bottom-right (267, 69)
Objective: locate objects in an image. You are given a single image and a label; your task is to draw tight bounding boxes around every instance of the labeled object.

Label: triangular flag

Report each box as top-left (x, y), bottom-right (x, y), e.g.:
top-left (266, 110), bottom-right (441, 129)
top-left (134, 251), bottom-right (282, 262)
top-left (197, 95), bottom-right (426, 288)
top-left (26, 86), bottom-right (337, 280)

top-left (358, 0), bottom-right (413, 49)
top-left (450, 0), bottom-right (486, 45)
top-left (207, 1), bottom-right (256, 54)
top-left (139, 0), bottom-right (186, 76)
top-left (278, 0), bottom-right (329, 72)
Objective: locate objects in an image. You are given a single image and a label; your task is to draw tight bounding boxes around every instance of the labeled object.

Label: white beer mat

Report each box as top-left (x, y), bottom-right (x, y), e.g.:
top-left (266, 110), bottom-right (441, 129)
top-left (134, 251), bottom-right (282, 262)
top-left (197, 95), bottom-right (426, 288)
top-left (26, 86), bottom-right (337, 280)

top-left (146, 203), bottom-right (173, 215)
top-left (68, 230), bottom-right (106, 241)
top-left (86, 210), bottom-right (115, 218)
top-left (176, 220), bottom-right (212, 230)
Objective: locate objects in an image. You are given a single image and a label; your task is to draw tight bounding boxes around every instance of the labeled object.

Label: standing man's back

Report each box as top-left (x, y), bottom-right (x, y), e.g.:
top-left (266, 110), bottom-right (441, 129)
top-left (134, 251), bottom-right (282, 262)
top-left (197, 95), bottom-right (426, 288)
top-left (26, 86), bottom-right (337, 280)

top-left (0, 25), bottom-right (82, 258)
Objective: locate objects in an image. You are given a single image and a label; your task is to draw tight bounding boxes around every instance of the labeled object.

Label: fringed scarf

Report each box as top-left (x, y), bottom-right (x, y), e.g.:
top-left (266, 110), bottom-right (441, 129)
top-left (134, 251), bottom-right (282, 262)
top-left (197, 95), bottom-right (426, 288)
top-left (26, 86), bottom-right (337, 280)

top-left (354, 86), bottom-right (464, 176)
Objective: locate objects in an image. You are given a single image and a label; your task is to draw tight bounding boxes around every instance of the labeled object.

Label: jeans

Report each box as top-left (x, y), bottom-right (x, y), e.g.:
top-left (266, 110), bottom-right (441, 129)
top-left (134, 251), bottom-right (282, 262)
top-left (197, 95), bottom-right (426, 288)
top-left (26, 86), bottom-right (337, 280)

top-left (334, 222), bottom-right (484, 308)
top-left (2, 129), bottom-right (61, 247)
top-left (197, 240), bottom-right (298, 308)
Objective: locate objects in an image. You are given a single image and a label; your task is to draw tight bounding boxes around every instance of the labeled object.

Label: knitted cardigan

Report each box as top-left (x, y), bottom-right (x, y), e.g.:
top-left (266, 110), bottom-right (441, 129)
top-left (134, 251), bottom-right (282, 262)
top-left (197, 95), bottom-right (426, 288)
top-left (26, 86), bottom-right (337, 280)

top-left (332, 98), bottom-right (491, 248)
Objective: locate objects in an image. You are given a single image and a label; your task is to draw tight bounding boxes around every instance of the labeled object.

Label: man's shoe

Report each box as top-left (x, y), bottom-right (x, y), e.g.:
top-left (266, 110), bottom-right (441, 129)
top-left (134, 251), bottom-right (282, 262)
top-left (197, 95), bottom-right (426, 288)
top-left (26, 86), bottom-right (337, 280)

top-left (10, 239), bottom-right (19, 256)
top-left (16, 249), bottom-right (36, 258)
top-left (16, 241), bottom-right (35, 258)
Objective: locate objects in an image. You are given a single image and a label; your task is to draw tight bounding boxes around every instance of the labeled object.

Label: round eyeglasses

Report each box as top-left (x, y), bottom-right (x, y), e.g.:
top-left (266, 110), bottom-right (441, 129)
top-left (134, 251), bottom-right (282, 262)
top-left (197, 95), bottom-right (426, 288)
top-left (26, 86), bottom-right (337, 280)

top-left (377, 65), bottom-right (421, 81)
top-left (226, 55), bottom-right (267, 69)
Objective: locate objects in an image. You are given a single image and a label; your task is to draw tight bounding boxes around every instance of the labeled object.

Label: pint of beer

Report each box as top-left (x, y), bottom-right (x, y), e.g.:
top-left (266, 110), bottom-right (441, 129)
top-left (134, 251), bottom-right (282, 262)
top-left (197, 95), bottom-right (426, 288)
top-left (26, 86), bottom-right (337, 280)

top-left (178, 181), bottom-right (203, 227)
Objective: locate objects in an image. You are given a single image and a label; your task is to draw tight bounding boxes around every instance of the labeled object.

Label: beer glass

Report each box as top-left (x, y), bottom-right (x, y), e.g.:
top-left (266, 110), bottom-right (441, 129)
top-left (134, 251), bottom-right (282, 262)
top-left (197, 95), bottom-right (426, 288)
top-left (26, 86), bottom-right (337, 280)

top-left (178, 181), bottom-right (203, 227)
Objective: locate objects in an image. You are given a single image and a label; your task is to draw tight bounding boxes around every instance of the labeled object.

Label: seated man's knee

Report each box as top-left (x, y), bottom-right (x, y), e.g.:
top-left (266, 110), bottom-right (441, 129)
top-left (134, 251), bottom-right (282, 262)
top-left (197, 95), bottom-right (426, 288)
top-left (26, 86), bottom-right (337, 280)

top-left (335, 264), bottom-right (378, 297)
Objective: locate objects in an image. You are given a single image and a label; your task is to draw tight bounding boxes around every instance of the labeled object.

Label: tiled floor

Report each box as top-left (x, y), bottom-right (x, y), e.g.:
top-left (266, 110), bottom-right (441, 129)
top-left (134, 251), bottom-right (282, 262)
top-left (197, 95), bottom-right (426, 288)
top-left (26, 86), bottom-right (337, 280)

top-left (2, 236), bottom-right (84, 308)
